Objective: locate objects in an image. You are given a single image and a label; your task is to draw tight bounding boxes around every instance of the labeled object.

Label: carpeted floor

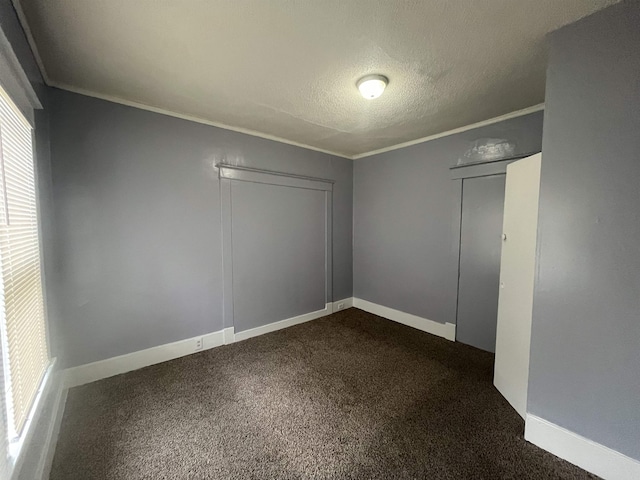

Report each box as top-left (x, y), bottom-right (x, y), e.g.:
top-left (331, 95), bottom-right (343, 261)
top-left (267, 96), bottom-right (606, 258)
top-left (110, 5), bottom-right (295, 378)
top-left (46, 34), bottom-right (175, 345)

top-left (51, 308), bottom-right (596, 479)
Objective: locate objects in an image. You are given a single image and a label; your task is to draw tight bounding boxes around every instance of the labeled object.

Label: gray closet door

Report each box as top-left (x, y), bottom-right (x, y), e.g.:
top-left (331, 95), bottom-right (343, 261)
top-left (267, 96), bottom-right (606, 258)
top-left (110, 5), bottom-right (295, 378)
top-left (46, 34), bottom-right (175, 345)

top-left (456, 174), bottom-right (506, 352)
top-left (231, 181), bottom-right (327, 333)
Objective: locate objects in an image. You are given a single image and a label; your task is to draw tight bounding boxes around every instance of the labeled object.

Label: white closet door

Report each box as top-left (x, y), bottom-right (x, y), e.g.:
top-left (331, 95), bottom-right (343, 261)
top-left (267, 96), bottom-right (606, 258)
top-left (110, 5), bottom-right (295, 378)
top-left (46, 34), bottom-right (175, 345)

top-left (494, 153), bottom-right (542, 419)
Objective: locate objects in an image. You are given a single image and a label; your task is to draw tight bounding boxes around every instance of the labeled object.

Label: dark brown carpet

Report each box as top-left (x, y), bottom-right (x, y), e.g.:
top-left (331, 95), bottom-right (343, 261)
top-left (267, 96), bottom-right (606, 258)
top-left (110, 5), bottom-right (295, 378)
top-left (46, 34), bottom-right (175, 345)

top-left (51, 308), bottom-right (596, 479)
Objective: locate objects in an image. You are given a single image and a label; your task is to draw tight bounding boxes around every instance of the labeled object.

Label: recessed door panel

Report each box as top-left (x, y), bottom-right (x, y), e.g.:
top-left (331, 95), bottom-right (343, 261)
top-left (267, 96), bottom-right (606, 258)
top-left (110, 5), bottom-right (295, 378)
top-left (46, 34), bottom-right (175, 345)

top-left (456, 174), bottom-right (506, 352)
top-left (231, 181), bottom-right (327, 332)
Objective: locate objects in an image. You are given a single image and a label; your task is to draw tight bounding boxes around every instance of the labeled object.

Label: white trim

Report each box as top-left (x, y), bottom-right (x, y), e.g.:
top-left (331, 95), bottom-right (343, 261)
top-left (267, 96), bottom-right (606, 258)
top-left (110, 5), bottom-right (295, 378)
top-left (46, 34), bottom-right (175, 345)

top-left (525, 414), bottom-right (640, 480)
top-left (48, 82), bottom-right (352, 160)
top-left (351, 104), bottom-right (545, 159)
top-left (10, 3), bottom-right (544, 161)
top-left (8, 360), bottom-right (55, 479)
top-left (222, 327), bottom-right (234, 346)
top-left (49, 83), bottom-right (544, 161)
top-left (32, 381), bottom-right (66, 480)
top-left (331, 297), bottom-right (353, 313)
top-left (11, 0), bottom-right (50, 85)
top-left (11, 0), bottom-right (345, 158)
top-left (64, 331), bottom-right (225, 388)
top-left (0, 24), bottom-right (42, 126)
top-left (217, 164), bottom-right (334, 191)
top-left (352, 298), bottom-right (456, 341)
top-left (233, 304), bottom-right (331, 343)
top-left (64, 302), bottom-right (343, 387)
top-left (51, 83), bottom-right (542, 161)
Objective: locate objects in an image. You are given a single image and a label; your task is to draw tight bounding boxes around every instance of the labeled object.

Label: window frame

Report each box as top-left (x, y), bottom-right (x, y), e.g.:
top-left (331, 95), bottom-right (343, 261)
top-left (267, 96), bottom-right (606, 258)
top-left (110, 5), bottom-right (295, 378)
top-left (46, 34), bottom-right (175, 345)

top-left (0, 24), bottom-right (51, 477)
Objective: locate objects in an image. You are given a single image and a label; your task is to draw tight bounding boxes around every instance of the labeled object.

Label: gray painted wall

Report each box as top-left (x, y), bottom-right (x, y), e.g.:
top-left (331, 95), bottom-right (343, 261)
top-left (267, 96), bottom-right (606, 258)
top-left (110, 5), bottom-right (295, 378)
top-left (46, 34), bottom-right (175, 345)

top-left (353, 112), bottom-right (543, 325)
top-left (48, 88), bottom-right (353, 368)
top-left (528, 1), bottom-right (640, 461)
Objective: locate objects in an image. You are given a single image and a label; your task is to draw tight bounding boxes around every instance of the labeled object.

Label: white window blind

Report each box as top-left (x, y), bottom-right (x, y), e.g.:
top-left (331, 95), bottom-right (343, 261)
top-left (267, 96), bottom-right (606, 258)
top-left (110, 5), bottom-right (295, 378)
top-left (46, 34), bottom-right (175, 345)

top-left (0, 85), bottom-right (48, 437)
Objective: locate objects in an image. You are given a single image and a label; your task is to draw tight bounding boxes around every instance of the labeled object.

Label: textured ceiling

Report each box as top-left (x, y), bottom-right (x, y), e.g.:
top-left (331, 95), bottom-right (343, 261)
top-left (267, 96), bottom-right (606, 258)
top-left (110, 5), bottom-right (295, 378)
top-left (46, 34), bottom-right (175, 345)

top-left (18, 0), bottom-right (618, 158)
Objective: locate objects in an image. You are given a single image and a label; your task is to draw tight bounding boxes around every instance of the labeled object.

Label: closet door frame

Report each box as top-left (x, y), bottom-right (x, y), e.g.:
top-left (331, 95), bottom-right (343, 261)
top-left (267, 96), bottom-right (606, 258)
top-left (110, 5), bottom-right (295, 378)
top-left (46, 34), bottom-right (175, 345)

top-left (218, 164), bottom-right (334, 331)
top-left (449, 153), bottom-right (538, 332)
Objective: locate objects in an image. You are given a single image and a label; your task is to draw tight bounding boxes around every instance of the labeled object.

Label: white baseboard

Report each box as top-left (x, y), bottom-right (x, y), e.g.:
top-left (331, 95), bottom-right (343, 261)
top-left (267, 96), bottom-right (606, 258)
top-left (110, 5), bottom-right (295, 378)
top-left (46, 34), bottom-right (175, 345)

top-left (222, 327), bottom-right (234, 345)
top-left (34, 381), bottom-right (67, 480)
top-left (64, 330), bottom-right (225, 388)
top-left (233, 303), bottom-right (332, 343)
top-left (352, 298), bottom-right (456, 341)
top-left (62, 297), bottom-right (454, 390)
top-left (217, 299), bottom-right (353, 344)
top-left (63, 299), bottom-right (354, 388)
top-left (330, 297), bottom-right (353, 313)
top-left (525, 414), bottom-right (640, 480)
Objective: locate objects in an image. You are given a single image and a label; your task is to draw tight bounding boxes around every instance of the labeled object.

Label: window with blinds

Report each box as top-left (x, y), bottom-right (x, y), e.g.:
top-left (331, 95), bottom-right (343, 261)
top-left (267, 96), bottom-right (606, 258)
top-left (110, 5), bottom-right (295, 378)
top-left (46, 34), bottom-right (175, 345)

top-left (0, 85), bottom-right (48, 437)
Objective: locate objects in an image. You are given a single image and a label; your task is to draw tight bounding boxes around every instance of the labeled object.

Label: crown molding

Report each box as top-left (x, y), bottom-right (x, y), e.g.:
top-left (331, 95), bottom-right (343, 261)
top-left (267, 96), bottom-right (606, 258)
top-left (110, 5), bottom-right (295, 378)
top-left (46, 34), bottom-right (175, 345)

top-left (49, 82), bottom-right (352, 159)
top-left (12, 0), bottom-right (544, 161)
top-left (11, 0), bottom-right (50, 85)
top-left (49, 83), bottom-right (545, 161)
top-left (352, 103), bottom-right (545, 160)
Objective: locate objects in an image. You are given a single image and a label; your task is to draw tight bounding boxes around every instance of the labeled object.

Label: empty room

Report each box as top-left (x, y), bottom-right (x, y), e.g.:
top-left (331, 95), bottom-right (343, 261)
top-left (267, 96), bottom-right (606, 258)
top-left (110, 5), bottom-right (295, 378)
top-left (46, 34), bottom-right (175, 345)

top-left (0, 0), bottom-right (638, 479)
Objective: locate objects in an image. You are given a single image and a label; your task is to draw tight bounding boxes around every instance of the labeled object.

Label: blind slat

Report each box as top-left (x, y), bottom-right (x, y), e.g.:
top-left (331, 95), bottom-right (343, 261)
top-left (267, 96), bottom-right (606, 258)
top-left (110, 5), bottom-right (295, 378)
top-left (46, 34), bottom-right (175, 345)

top-left (0, 85), bottom-right (49, 437)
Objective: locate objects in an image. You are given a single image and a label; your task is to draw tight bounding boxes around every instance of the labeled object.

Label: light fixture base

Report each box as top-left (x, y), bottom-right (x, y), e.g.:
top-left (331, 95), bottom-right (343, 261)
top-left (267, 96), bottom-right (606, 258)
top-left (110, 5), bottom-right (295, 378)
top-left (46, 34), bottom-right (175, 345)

top-left (356, 74), bottom-right (388, 99)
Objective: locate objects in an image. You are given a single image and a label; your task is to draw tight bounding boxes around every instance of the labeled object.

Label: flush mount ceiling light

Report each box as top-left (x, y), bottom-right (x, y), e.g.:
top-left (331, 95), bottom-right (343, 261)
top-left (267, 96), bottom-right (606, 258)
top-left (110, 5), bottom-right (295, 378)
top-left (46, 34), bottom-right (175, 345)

top-left (356, 74), bottom-right (388, 99)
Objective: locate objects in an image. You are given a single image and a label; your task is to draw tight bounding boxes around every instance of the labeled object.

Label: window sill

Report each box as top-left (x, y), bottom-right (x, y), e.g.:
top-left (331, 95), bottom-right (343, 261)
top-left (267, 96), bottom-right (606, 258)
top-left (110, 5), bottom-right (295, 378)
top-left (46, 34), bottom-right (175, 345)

top-left (8, 358), bottom-right (56, 480)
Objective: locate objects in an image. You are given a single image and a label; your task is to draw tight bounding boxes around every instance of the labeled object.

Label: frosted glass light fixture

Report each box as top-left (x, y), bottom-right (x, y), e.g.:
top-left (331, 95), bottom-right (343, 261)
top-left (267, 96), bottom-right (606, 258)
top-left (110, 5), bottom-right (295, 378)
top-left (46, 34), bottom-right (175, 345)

top-left (356, 74), bottom-right (388, 99)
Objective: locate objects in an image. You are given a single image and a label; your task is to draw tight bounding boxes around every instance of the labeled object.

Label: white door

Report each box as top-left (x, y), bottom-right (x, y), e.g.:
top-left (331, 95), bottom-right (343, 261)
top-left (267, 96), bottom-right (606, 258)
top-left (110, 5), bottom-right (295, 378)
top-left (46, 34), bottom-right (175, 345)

top-left (494, 153), bottom-right (542, 419)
